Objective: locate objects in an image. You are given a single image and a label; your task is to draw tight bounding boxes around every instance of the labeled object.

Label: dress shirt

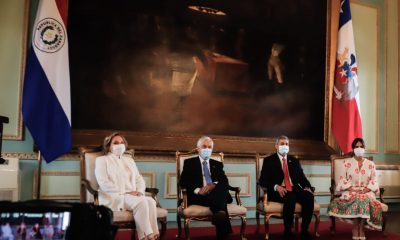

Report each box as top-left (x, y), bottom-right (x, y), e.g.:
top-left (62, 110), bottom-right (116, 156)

top-left (194, 156), bottom-right (217, 194)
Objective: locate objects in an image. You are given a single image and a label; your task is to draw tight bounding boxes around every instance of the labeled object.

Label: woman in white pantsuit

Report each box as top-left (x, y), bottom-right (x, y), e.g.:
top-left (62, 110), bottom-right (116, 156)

top-left (95, 132), bottom-right (159, 240)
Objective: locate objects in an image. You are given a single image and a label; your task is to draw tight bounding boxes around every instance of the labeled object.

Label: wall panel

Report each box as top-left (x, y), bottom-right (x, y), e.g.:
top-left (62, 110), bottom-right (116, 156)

top-left (352, 2), bottom-right (379, 152)
top-left (385, 0), bottom-right (399, 153)
top-left (0, 0), bottom-right (27, 139)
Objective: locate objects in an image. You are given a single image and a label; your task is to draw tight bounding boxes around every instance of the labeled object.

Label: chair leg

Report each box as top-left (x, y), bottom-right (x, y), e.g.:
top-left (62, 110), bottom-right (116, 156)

top-left (329, 216), bottom-right (336, 235)
top-left (382, 212), bottom-right (387, 236)
top-left (255, 211), bottom-right (260, 234)
top-left (264, 215), bottom-right (271, 240)
top-left (294, 214), bottom-right (299, 232)
top-left (159, 217), bottom-right (167, 240)
top-left (176, 215), bottom-right (182, 239)
top-left (184, 218), bottom-right (191, 240)
top-left (313, 212), bottom-right (320, 237)
top-left (240, 216), bottom-right (247, 240)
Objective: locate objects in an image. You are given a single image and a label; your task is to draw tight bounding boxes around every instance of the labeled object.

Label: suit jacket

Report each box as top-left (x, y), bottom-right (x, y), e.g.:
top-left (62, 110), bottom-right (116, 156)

top-left (179, 156), bottom-right (230, 205)
top-left (259, 153), bottom-right (311, 196)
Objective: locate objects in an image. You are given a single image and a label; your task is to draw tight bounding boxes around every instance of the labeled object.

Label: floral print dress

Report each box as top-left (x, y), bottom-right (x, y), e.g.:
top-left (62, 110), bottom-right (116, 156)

top-left (327, 157), bottom-right (383, 229)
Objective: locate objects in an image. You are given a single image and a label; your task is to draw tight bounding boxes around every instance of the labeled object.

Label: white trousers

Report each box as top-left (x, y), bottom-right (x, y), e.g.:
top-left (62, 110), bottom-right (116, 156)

top-left (124, 195), bottom-right (159, 240)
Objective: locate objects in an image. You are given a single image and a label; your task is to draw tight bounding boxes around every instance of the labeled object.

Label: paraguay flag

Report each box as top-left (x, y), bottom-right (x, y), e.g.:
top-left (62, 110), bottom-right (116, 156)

top-left (22, 0), bottom-right (71, 163)
top-left (332, 0), bottom-right (363, 154)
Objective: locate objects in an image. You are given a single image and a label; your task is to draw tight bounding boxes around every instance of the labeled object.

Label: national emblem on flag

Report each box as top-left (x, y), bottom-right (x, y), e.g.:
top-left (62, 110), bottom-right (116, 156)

top-left (332, 0), bottom-right (363, 154)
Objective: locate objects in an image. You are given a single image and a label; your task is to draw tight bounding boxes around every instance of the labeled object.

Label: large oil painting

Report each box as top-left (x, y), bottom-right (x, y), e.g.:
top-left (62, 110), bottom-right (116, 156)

top-left (69, 0), bottom-right (327, 141)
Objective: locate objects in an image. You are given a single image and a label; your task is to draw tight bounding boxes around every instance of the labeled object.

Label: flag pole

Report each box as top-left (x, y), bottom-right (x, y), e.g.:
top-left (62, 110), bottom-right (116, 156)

top-left (37, 150), bottom-right (42, 199)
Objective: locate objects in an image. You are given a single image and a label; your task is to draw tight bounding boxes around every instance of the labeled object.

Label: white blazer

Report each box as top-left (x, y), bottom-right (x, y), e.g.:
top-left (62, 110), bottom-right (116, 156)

top-left (95, 153), bottom-right (146, 211)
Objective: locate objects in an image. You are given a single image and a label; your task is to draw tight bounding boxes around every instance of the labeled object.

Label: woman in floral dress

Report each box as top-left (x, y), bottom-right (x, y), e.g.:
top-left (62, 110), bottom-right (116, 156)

top-left (328, 138), bottom-right (383, 240)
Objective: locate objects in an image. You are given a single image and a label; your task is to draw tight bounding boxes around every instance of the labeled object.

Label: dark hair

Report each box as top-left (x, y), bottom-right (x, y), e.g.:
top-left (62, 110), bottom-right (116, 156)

top-left (275, 135), bottom-right (289, 145)
top-left (102, 132), bottom-right (128, 154)
top-left (351, 137), bottom-right (365, 150)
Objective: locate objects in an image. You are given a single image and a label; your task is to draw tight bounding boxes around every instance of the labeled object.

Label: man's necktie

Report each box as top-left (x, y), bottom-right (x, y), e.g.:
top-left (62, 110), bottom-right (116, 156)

top-left (282, 158), bottom-right (292, 191)
top-left (202, 160), bottom-right (213, 185)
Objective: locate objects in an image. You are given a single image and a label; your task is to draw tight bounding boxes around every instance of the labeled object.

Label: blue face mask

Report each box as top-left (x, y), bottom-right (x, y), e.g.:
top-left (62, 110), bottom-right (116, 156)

top-left (278, 145), bottom-right (289, 156)
top-left (200, 148), bottom-right (212, 160)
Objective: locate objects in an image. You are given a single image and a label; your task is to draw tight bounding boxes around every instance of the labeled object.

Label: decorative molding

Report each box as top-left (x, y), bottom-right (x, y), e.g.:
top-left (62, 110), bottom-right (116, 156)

top-left (306, 174), bottom-right (330, 178)
top-left (226, 172), bottom-right (251, 197)
top-left (3, 0), bottom-right (28, 140)
top-left (41, 171), bottom-right (79, 176)
top-left (376, 165), bottom-right (400, 170)
top-left (302, 160), bottom-right (331, 166)
top-left (164, 172), bottom-right (177, 199)
top-left (314, 192), bottom-right (331, 196)
top-left (383, 0), bottom-right (400, 154)
top-left (33, 170), bottom-right (80, 200)
top-left (141, 171), bottom-right (156, 188)
top-left (351, 0), bottom-right (381, 153)
top-left (72, 130), bottom-right (336, 160)
top-left (38, 195), bottom-right (80, 200)
top-left (399, 0), bottom-right (400, 155)
top-left (2, 152), bottom-right (79, 160)
top-left (2, 152), bottom-right (37, 160)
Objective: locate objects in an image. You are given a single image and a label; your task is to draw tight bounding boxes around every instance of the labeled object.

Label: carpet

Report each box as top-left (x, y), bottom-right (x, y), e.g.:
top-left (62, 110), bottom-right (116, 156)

top-left (115, 220), bottom-right (400, 240)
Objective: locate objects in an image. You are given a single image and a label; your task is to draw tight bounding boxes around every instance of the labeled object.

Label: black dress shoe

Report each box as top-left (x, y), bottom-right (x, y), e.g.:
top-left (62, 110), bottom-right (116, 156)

top-left (300, 231), bottom-right (313, 240)
top-left (216, 233), bottom-right (230, 240)
top-left (283, 231), bottom-right (295, 240)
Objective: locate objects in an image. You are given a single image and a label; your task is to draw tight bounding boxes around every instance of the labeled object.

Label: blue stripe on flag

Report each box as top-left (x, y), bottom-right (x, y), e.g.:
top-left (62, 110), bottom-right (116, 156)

top-left (22, 48), bottom-right (72, 162)
top-left (339, 0), bottom-right (352, 29)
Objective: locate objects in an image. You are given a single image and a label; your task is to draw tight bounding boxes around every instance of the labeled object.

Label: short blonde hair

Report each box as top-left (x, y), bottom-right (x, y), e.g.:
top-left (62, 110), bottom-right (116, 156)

top-left (102, 132), bottom-right (128, 154)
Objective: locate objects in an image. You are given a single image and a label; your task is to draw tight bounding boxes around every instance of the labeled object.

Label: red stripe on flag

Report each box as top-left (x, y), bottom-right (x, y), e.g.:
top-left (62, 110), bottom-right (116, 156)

top-left (332, 97), bottom-right (362, 154)
top-left (55, 0), bottom-right (68, 27)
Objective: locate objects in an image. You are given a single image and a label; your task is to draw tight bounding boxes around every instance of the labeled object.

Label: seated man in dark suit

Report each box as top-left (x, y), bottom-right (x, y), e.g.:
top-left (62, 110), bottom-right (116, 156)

top-left (259, 135), bottom-right (314, 240)
top-left (179, 136), bottom-right (232, 239)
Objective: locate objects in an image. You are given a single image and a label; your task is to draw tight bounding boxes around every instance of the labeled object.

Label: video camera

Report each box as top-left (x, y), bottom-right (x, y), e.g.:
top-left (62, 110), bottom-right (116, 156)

top-left (0, 200), bottom-right (117, 240)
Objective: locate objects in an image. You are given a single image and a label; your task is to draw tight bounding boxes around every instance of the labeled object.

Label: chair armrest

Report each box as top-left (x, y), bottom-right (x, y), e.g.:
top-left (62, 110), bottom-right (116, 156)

top-left (81, 179), bottom-right (99, 204)
top-left (258, 186), bottom-right (269, 206)
top-left (181, 188), bottom-right (188, 209)
top-left (145, 187), bottom-right (159, 198)
top-left (228, 185), bottom-right (242, 205)
top-left (329, 179), bottom-right (337, 200)
top-left (146, 187), bottom-right (163, 207)
top-left (262, 192), bottom-right (269, 209)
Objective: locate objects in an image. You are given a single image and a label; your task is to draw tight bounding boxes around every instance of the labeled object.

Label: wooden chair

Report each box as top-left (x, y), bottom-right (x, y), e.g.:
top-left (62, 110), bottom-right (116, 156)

top-left (176, 150), bottom-right (247, 240)
top-left (79, 146), bottom-right (168, 240)
top-left (329, 154), bottom-right (388, 235)
top-left (255, 153), bottom-right (321, 239)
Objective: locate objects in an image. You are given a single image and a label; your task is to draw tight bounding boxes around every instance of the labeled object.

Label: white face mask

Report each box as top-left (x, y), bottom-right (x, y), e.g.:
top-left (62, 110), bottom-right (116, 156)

top-left (200, 148), bottom-right (212, 160)
top-left (111, 144), bottom-right (126, 157)
top-left (354, 147), bottom-right (365, 157)
top-left (278, 145), bottom-right (289, 156)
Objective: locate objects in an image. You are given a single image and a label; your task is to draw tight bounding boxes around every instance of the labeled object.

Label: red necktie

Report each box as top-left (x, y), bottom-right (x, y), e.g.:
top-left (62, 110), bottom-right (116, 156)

top-left (282, 158), bottom-right (292, 191)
